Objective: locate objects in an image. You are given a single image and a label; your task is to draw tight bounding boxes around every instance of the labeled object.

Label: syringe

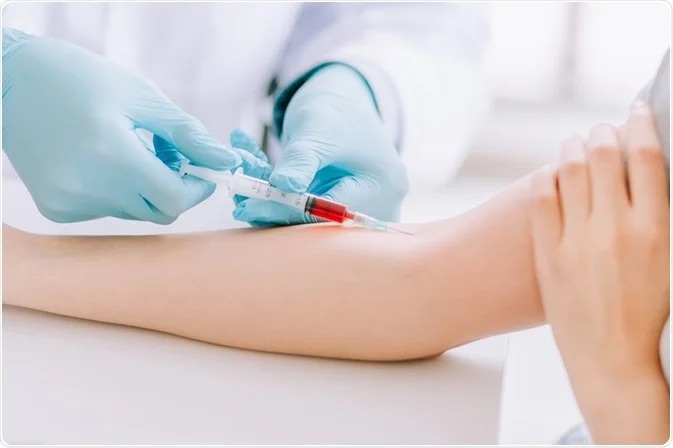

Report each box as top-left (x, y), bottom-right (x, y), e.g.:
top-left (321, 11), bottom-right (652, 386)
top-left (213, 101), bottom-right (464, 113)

top-left (179, 160), bottom-right (411, 234)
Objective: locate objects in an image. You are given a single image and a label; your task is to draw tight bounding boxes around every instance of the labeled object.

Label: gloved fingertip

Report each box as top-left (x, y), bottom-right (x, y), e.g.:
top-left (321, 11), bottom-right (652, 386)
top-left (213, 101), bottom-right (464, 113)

top-left (230, 128), bottom-right (255, 149)
top-left (232, 199), bottom-right (253, 220)
top-left (233, 148), bottom-right (272, 178)
top-left (233, 207), bottom-right (251, 222)
top-left (188, 139), bottom-right (242, 170)
top-left (233, 201), bottom-right (275, 223)
top-left (270, 172), bottom-right (308, 193)
top-left (220, 149), bottom-right (243, 169)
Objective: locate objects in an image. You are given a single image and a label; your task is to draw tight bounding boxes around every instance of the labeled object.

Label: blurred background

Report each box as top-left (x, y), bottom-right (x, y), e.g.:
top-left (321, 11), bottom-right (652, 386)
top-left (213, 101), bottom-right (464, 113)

top-left (470, 1), bottom-right (670, 175)
top-left (2, 1), bottom-right (671, 444)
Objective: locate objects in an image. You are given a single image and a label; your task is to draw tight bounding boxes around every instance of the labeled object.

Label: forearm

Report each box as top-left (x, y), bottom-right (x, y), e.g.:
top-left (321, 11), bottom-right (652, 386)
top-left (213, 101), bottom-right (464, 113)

top-left (5, 223), bottom-right (440, 360)
top-left (4, 174), bottom-right (544, 360)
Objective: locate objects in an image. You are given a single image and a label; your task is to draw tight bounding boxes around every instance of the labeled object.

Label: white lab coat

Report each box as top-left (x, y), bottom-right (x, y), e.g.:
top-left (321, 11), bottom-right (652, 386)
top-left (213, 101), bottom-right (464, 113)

top-left (2, 2), bottom-right (490, 231)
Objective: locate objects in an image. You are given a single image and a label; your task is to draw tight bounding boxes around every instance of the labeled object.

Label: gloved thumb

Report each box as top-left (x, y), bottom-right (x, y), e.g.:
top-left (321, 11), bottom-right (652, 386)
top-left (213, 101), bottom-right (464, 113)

top-left (130, 88), bottom-right (241, 170)
top-left (127, 132), bottom-right (217, 221)
top-left (269, 141), bottom-right (322, 193)
top-left (229, 129), bottom-right (273, 180)
top-left (230, 128), bottom-right (268, 162)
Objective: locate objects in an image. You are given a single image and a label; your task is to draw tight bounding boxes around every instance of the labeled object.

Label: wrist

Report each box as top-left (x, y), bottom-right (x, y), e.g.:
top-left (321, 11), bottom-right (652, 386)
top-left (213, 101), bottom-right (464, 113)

top-left (562, 338), bottom-right (663, 389)
top-left (573, 364), bottom-right (669, 444)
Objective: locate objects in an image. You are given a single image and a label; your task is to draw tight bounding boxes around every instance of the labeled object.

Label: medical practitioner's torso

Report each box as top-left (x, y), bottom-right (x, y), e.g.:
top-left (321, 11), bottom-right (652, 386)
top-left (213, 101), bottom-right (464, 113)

top-left (2, 2), bottom-right (300, 232)
top-left (3, 2), bottom-right (300, 144)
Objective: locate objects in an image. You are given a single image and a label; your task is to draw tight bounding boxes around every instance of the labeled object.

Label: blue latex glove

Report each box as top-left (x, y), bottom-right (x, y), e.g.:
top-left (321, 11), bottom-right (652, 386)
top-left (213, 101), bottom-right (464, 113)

top-left (233, 63), bottom-right (408, 226)
top-left (2, 28), bottom-right (241, 224)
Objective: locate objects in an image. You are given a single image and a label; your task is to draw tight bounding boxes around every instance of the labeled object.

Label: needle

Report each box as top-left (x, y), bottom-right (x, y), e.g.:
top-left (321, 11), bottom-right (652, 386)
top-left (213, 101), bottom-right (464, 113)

top-left (387, 224), bottom-right (414, 235)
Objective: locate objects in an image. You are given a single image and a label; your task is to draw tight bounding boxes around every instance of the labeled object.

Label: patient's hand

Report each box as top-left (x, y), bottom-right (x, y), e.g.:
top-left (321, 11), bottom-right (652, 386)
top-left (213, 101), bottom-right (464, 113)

top-left (529, 102), bottom-right (669, 444)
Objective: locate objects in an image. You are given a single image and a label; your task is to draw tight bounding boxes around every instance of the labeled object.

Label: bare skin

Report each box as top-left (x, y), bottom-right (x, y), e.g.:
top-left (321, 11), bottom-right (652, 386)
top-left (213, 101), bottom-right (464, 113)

top-left (3, 171), bottom-right (542, 361)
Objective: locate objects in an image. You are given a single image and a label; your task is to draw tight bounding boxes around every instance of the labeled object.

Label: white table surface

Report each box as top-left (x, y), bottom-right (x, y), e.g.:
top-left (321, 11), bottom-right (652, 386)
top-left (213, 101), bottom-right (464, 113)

top-left (2, 176), bottom-right (506, 445)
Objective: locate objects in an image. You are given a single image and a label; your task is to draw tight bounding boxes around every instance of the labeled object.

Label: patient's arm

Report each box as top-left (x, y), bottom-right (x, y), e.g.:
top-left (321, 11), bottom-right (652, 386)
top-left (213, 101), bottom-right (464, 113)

top-left (3, 175), bottom-right (543, 361)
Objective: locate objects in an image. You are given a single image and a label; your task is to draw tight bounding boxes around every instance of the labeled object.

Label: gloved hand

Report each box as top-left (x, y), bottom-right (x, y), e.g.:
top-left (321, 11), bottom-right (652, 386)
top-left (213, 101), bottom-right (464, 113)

top-left (2, 28), bottom-right (241, 224)
top-left (233, 63), bottom-right (408, 225)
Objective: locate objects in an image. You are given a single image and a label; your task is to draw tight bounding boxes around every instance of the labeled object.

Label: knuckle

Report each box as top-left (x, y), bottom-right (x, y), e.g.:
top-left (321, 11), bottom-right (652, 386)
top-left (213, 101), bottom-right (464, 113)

top-left (631, 145), bottom-right (664, 167)
top-left (588, 143), bottom-right (620, 162)
top-left (634, 219), bottom-right (667, 248)
top-left (530, 169), bottom-right (557, 205)
top-left (596, 225), bottom-right (627, 257)
top-left (559, 159), bottom-right (587, 179)
top-left (532, 189), bottom-right (556, 209)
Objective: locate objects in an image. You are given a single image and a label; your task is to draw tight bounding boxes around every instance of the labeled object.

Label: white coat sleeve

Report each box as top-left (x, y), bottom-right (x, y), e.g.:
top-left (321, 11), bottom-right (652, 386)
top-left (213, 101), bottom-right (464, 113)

top-left (275, 3), bottom-right (491, 187)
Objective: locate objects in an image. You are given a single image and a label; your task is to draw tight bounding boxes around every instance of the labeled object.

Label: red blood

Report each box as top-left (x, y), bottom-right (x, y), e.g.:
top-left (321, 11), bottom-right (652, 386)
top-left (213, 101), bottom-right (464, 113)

top-left (306, 196), bottom-right (349, 223)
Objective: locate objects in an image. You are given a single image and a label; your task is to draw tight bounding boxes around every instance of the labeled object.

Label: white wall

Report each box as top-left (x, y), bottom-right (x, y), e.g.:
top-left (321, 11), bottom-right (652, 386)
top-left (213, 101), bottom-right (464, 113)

top-left (484, 1), bottom-right (670, 107)
top-left (467, 1), bottom-right (671, 175)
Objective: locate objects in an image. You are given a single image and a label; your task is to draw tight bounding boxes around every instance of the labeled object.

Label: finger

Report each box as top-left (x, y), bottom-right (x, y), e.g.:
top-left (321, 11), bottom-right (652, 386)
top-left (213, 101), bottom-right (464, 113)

top-left (117, 195), bottom-right (177, 225)
top-left (232, 147), bottom-right (273, 180)
top-left (269, 140), bottom-right (323, 193)
top-left (232, 198), bottom-right (315, 226)
top-left (122, 131), bottom-right (217, 220)
top-left (586, 123), bottom-right (628, 214)
top-left (557, 136), bottom-right (590, 230)
top-left (153, 135), bottom-right (185, 172)
top-left (227, 129), bottom-right (273, 206)
top-left (322, 176), bottom-right (399, 222)
top-left (107, 209), bottom-right (142, 221)
top-left (229, 129), bottom-right (273, 180)
top-left (230, 128), bottom-right (269, 163)
top-left (130, 91), bottom-right (241, 170)
top-left (624, 101), bottom-right (668, 217)
top-left (530, 165), bottom-right (562, 250)
top-left (616, 125), bottom-right (632, 199)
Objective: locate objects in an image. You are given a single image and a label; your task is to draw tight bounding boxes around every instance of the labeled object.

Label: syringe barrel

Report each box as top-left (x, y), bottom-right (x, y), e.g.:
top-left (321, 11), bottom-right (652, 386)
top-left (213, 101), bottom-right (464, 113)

top-left (229, 170), bottom-right (309, 211)
top-left (180, 161), bottom-right (353, 223)
top-left (230, 172), bottom-right (352, 223)
top-left (304, 196), bottom-right (351, 223)
top-left (180, 161), bottom-right (233, 185)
